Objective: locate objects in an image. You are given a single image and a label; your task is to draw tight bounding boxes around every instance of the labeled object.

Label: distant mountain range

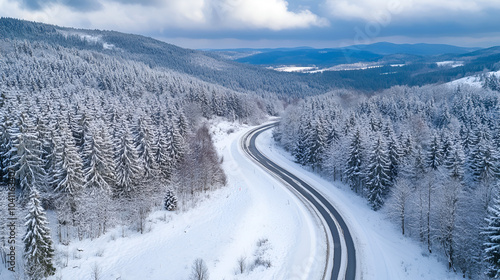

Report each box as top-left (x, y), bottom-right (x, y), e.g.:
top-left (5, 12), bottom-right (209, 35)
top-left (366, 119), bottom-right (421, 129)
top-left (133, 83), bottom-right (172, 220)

top-left (2, 18), bottom-right (500, 92)
top-left (209, 42), bottom-right (484, 66)
top-left (0, 17), bottom-right (329, 97)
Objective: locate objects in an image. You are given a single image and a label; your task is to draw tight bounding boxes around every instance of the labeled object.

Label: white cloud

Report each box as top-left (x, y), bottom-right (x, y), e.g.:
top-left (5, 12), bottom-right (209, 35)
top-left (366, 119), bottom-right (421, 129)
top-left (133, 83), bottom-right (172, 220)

top-left (325, 0), bottom-right (500, 22)
top-left (0, 0), bottom-right (328, 32)
top-left (216, 0), bottom-right (329, 30)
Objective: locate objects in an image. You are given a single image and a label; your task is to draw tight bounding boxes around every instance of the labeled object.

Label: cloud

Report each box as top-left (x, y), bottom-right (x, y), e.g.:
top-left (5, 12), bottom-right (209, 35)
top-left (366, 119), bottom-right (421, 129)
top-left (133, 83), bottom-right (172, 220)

top-left (2, 0), bottom-right (328, 31)
top-left (215, 0), bottom-right (329, 30)
top-left (325, 0), bottom-right (500, 22)
top-left (17, 0), bottom-right (102, 12)
top-left (2, 0), bottom-right (500, 49)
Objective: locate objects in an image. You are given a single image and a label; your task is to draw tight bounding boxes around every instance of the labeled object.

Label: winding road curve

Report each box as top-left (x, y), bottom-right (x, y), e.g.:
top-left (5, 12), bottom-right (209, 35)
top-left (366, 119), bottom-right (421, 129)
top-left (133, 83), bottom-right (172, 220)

top-left (242, 122), bottom-right (357, 280)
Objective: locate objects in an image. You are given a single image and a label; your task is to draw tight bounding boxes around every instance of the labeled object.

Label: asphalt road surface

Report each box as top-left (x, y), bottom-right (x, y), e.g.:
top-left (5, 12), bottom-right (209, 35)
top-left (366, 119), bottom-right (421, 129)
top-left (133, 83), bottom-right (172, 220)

top-left (242, 123), bottom-right (356, 280)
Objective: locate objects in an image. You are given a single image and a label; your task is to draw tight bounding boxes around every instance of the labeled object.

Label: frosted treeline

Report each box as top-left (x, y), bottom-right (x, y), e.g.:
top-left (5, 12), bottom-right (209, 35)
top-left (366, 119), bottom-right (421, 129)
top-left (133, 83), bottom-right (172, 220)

top-left (0, 39), bottom-right (276, 247)
top-left (275, 85), bottom-right (500, 277)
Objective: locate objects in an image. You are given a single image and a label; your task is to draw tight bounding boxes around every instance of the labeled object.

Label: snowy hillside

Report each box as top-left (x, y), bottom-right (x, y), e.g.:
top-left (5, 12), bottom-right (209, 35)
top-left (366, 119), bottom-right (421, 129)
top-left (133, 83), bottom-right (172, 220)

top-left (447, 70), bottom-right (500, 88)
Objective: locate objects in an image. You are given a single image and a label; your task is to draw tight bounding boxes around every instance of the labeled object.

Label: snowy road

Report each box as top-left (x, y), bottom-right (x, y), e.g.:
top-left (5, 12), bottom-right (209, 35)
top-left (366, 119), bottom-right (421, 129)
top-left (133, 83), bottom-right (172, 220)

top-left (242, 123), bottom-right (356, 280)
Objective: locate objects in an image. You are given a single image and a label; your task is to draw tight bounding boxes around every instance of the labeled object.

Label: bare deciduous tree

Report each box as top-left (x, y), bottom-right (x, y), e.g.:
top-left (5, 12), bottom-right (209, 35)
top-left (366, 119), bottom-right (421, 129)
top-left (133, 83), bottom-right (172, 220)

top-left (387, 179), bottom-right (413, 235)
top-left (190, 258), bottom-right (209, 280)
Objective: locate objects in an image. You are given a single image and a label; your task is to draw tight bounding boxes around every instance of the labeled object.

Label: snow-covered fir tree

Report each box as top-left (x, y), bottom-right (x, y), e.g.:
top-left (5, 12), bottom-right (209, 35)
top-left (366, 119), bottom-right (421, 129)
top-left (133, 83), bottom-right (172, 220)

top-left (344, 129), bottom-right (364, 193)
top-left (365, 137), bottom-right (391, 210)
top-left (427, 134), bottom-right (442, 171)
top-left (484, 185), bottom-right (500, 278)
top-left (471, 138), bottom-right (499, 183)
top-left (83, 122), bottom-right (115, 194)
top-left (164, 189), bottom-right (178, 211)
top-left (12, 113), bottom-right (46, 201)
top-left (24, 188), bottom-right (56, 279)
top-left (386, 133), bottom-right (402, 185)
top-left (154, 127), bottom-right (174, 181)
top-left (134, 115), bottom-right (157, 178)
top-left (445, 142), bottom-right (465, 181)
top-left (52, 122), bottom-right (85, 196)
top-left (114, 122), bottom-right (142, 196)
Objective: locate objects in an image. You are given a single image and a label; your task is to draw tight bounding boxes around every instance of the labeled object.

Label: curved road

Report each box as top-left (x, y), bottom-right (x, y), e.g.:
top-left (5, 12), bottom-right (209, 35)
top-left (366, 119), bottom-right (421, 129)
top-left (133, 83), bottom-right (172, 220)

top-left (242, 122), bottom-right (356, 280)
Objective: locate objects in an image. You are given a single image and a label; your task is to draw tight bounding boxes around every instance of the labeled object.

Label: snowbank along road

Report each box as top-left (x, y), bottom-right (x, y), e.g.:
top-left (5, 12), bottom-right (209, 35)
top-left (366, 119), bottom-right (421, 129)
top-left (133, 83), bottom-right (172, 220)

top-left (242, 123), bottom-right (357, 280)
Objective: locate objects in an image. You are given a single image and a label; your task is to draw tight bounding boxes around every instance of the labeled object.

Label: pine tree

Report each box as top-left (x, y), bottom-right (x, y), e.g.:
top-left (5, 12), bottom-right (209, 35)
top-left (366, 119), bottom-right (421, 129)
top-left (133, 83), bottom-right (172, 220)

top-left (134, 115), bottom-right (157, 178)
top-left (345, 129), bottom-right (363, 193)
top-left (12, 113), bottom-right (46, 200)
top-left (365, 137), bottom-right (391, 210)
top-left (24, 188), bottom-right (56, 279)
top-left (52, 122), bottom-right (84, 196)
top-left (83, 122), bottom-right (115, 194)
top-left (400, 133), bottom-right (414, 157)
top-left (309, 118), bottom-right (327, 169)
top-left (484, 186), bottom-right (500, 278)
top-left (0, 114), bottom-right (18, 182)
top-left (164, 189), bottom-right (178, 211)
top-left (115, 122), bottom-right (142, 196)
top-left (386, 133), bottom-right (402, 185)
top-left (293, 121), bottom-right (312, 166)
top-left (154, 127), bottom-right (174, 180)
top-left (165, 124), bottom-right (185, 168)
top-left (426, 134), bottom-right (442, 170)
top-left (444, 142), bottom-right (465, 181)
top-left (471, 138), bottom-right (499, 183)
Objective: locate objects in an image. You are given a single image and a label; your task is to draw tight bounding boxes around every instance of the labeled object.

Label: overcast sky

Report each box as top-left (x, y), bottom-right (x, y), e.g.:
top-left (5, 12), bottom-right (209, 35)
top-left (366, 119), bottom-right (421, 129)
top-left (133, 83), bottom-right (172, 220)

top-left (1, 0), bottom-right (500, 49)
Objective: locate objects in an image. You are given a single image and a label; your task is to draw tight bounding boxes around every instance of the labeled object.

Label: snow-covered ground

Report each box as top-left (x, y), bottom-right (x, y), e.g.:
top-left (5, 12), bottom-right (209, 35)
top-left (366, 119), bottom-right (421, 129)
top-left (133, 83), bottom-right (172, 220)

top-left (436, 61), bottom-right (464, 68)
top-left (41, 120), bottom-right (325, 280)
top-left (2, 120), bottom-right (463, 280)
top-left (270, 63), bottom-right (405, 73)
top-left (271, 66), bottom-right (318, 73)
top-left (256, 128), bottom-right (461, 280)
top-left (447, 70), bottom-right (500, 88)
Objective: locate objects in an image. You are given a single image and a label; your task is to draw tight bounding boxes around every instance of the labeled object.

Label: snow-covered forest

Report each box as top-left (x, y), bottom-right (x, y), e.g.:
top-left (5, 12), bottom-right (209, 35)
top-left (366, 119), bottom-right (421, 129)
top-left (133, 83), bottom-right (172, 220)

top-left (274, 84), bottom-right (500, 278)
top-left (0, 36), bottom-right (280, 278)
top-left (2, 17), bottom-right (500, 279)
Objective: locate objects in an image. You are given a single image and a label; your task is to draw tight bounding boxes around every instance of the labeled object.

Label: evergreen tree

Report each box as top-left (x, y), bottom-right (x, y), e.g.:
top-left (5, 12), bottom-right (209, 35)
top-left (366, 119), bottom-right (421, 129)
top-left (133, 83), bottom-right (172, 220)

top-left (154, 126), bottom-right (174, 180)
top-left (445, 142), bottom-right (465, 181)
top-left (115, 122), bottom-right (142, 196)
top-left (344, 129), bottom-right (363, 193)
top-left (83, 122), bottom-right (115, 194)
top-left (308, 118), bottom-right (327, 169)
top-left (165, 124), bottom-right (185, 168)
top-left (471, 138), bottom-right (499, 183)
top-left (413, 145), bottom-right (427, 180)
top-left (24, 188), bottom-right (56, 279)
top-left (134, 115), bottom-right (157, 178)
top-left (365, 137), bottom-right (391, 210)
top-left (386, 133), bottom-right (402, 185)
top-left (0, 114), bottom-right (18, 182)
top-left (427, 134), bottom-right (442, 170)
top-left (484, 186), bottom-right (500, 278)
top-left (164, 189), bottom-right (178, 211)
top-left (12, 113), bottom-right (46, 200)
top-left (293, 121), bottom-right (312, 166)
top-left (52, 122), bottom-right (84, 195)
top-left (400, 133), bottom-right (414, 157)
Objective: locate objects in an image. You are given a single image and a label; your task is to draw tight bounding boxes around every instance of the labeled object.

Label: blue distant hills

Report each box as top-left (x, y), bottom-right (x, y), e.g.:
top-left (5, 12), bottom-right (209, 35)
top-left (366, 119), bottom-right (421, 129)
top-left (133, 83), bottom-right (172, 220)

top-left (209, 42), bottom-right (482, 66)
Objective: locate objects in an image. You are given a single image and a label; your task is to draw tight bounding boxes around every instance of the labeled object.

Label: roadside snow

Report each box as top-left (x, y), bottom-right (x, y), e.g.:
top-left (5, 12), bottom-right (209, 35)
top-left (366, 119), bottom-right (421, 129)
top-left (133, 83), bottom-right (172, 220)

top-left (43, 120), bottom-right (324, 280)
top-left (2, 120), bottom-right (460, 280)
top-left (256, 128), bottom-right (462, 280)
